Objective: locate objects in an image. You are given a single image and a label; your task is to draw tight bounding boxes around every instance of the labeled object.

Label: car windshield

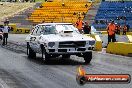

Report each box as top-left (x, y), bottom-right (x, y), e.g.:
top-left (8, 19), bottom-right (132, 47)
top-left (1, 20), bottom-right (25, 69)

top-left (41, 25), bottom-right (56, 35)
top-left (41, 24), bottom-right (79, 35)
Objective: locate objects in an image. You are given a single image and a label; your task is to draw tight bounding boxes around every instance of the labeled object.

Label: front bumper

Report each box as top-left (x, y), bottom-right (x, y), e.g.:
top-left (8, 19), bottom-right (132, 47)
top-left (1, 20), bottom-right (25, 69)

top-left (47, 50), bottom-right (92, 55)
top-left (47, 47), bottom-right (94, 55)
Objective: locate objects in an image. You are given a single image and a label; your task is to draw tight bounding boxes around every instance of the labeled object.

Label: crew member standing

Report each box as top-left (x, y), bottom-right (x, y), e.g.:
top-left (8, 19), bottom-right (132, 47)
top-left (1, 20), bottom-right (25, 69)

top-left (83, 21), bottom-right (91, 34)
top-left (106, 20), bottom-right (116, 44)
top-left (2, 23), bottom-right (10, 45)
top-left (116, 24), bottom-right (121, 35)
top-left (122, 25), bottom-right (127, 35)
top-left (76, 17), bottom-right (83, 33)
top-left (117, 24), bottom-right (121, 35)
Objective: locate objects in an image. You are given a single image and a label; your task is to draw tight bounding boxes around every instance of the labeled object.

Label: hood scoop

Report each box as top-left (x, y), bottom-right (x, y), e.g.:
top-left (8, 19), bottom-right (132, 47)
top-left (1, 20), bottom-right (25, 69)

top-left (60, 30), bottom-right (73, 37)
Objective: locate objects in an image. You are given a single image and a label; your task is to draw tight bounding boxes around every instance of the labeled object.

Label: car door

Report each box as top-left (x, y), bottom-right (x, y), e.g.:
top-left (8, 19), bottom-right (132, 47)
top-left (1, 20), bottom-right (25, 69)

top-left (29, 25), bottom-right (42, 53)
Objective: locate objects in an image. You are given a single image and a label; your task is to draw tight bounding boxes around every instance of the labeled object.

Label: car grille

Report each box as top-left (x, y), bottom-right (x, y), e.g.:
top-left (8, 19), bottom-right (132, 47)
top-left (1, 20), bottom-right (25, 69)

top-left (58, 49), bottom-right (67, 52)
top-left (59, 41), bottom-right (86, 48)
top-left (77, 48), bottom-right (86, 51)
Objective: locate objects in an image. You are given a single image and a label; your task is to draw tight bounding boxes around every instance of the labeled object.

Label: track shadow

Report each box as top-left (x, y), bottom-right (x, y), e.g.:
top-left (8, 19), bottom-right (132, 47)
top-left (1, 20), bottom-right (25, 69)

top-left (24, 56), bottom-right (87, 66)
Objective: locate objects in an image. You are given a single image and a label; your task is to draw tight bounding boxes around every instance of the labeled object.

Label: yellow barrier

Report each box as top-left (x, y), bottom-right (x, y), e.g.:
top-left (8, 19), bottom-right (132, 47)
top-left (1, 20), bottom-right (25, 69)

top-left (15, 28), bottom-right (30, 34)
top-left (106, 42), bottom-right (132, 56)
top-left (0, 24), bottom-right (17, 33)
top-left (127, 32), bottom-right (132, 35)
top-left (0, 24), bottom-right (31, 34)
top-left (85, 34), bottom-right (102, 51)
top-left (101, 31), bottom-right (107, 34)
top-left (127, 35), bottom-right (132, 43)
top-left (9, 24), bottom-right (17, 33)
top-left (101, 31), bottom-right (132, 35)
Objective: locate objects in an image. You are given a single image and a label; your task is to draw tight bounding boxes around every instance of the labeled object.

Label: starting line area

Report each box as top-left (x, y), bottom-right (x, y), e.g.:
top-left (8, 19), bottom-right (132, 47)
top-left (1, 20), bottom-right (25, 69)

top-left (1, 23), bottom-right (132, 56)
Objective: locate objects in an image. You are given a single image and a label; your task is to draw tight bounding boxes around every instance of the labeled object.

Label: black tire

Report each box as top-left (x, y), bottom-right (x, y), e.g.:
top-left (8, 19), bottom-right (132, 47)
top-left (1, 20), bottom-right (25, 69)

top-left (62, 54), bottom-right (70, 59)
top-left (27, 42), bottom-right (29, 55)
top-left (0, 35), bottom-right (2, 40)
top-left (28, 46), bottom-right (36, 59)
top-left (41, 45), bottom-right (50, 62)
top-left (83, 52), bottom-right (92, 64)
top-left (51, 55), bottom-right (60, 58)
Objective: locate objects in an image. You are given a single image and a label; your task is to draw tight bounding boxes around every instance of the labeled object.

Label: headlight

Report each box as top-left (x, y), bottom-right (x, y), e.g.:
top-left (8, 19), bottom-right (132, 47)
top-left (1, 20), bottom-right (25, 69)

top-left (89, 41), bottom-right (95, 45)
top-left (48, 42), bottom-right (55, 48)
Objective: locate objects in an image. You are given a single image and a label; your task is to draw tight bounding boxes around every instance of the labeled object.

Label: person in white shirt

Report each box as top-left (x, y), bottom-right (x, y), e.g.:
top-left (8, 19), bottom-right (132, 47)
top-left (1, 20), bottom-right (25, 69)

top-left (2, 23), bottom-right (10, 45)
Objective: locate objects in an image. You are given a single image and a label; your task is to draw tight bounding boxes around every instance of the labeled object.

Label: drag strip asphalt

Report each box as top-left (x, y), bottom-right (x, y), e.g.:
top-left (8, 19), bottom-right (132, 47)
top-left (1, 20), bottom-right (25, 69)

top-left (0, 40), bottom-right (132, 88)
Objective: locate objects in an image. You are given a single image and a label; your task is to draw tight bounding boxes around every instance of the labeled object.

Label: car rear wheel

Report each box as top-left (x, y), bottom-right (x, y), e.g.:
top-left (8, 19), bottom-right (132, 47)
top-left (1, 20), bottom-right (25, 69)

top-left (83, 52), bottom-right (92, 64)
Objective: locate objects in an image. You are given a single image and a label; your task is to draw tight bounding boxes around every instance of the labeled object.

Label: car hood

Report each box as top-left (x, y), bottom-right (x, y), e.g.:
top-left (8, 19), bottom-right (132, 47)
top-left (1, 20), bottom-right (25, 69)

top-left (40, 33), bottom-right (95, 43)
top-left (91, 25), bottom-right (102, 34)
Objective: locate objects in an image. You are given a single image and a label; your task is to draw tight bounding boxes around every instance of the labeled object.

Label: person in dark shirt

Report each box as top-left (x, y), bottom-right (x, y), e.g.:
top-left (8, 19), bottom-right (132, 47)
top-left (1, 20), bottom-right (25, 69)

top-left (126, 24), bottom-right (130, 32)
top-left (83, 21), bottom-right (91, 34)
top-left (122, 25), bottom-right (127, 35)
top-left (4, 18), bottom-right (9, 25)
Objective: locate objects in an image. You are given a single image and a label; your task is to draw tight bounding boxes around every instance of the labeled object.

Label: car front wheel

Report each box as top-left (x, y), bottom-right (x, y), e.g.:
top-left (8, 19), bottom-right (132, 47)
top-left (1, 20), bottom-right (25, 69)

top-left (62, 55), bottom-right (70, 59)
top-left (41, 45), bottom-right (51, 62)
top-left (83, 52), bottom-right (92, 64)
top-left (28, 46), bottom-right (36, 59)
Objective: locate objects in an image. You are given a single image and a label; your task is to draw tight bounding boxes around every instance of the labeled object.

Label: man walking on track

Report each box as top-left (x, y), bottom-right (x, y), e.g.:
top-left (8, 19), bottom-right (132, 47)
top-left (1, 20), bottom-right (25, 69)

top-left (2, 22), bottom-right (10, 46)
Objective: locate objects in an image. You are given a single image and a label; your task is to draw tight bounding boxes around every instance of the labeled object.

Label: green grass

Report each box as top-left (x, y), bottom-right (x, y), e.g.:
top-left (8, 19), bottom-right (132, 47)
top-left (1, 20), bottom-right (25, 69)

top-left (35, 0), bottom-right (45, 2)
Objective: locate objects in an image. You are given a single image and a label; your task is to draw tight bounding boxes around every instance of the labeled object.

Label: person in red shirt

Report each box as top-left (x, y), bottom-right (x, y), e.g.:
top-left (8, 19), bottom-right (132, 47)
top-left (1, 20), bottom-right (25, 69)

top-left (76, 17), bottom-right (83, 33)
top-left (115, 23), bottom-right (120, 35)
top-left (106, 20), bottom-right (116, 44)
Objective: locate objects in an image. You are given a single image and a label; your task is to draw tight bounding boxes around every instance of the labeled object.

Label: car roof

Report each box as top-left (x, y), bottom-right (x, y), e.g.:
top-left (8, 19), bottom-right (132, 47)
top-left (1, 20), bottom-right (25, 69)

top-left (38, 23), bottom-right (73, 26)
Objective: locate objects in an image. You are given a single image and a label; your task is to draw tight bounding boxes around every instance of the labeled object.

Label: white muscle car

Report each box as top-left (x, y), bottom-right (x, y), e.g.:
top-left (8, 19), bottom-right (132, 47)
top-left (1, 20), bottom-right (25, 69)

top-left (25, 23), bottom-right (95, 64)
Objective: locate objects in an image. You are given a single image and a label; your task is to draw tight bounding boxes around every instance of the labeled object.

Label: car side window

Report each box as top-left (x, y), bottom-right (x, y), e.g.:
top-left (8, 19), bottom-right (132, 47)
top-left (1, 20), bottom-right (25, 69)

top-left (31, 28), bottom-right (35, 35)
top-left (36, 26), bottom-right (43, 35)
top-left (41, 25), bottom-right (56, 35)
top-left (32, 26), bottom-right (39, 36)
